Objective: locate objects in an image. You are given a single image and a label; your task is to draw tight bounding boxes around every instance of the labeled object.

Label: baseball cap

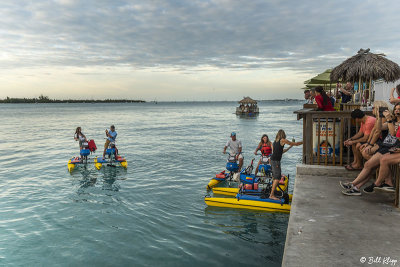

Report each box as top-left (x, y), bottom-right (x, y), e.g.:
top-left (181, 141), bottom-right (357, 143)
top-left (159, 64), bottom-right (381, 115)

top-left (231, 132), bottom-right (236, 136)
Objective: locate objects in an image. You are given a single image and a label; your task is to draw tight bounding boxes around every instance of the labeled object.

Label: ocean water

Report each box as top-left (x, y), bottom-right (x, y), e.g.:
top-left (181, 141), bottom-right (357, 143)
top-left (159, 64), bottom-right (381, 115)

top-left (0, 101), bottom-right (303, 267)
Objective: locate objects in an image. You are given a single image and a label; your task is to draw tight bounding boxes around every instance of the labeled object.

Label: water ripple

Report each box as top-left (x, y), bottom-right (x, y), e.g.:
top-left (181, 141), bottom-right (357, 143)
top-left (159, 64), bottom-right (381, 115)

top-left (0, 101), bottom-right (302, 266)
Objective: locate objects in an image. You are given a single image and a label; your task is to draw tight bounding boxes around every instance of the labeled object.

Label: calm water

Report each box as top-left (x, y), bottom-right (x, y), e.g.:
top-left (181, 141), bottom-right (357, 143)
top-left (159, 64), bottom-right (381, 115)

top-left (0, 101), bottom-right (303, 266)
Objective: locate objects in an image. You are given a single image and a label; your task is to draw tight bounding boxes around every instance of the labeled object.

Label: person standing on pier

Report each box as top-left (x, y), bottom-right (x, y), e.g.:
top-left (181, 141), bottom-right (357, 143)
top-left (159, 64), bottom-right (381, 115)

top-left (223, 132), bottom-right (244, 172)
top-left (269, 130), bottom-right (303, 200)
top-left (338, 82), bottom-right (353, 104)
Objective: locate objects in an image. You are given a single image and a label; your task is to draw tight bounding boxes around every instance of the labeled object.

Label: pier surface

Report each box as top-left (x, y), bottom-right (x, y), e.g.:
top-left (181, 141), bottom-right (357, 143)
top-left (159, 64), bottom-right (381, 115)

top-left (282, 164), bottom-right (400, 266)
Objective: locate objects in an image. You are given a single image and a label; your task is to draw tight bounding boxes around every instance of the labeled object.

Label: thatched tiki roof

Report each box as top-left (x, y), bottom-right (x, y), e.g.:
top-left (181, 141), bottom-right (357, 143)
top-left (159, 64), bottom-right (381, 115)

top-left (330, 48), bottom-right (400, 83)
top-left (239, 97), bottom-right (257, 104)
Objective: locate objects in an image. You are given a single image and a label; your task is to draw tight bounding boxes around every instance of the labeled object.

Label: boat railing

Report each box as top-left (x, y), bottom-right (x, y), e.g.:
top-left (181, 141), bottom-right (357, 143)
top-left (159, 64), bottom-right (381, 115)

top-left (294, 108), bottom-right (399, 207)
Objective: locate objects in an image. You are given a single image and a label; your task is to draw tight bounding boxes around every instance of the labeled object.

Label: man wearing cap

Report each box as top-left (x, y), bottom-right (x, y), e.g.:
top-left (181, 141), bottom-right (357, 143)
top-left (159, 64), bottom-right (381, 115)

top-left (103, 125), bottom-right (118, 159)
top-left (223, 132), bottom-right (243, 171)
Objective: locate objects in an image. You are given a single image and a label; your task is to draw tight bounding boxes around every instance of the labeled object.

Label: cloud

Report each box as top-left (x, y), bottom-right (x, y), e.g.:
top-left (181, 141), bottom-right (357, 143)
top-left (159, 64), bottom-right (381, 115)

top-left (0, 0), bottom-right (399, 74)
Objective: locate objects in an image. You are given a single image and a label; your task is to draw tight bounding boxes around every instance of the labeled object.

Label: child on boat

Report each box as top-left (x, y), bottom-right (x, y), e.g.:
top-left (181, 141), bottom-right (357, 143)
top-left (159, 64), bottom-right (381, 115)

top-left (269, 130), bottom-right (303, 200)
top-left (254, 134), bottom-right (273, 177)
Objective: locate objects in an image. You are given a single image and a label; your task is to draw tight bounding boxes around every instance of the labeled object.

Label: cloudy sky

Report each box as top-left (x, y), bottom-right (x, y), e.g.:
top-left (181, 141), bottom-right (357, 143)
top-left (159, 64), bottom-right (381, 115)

top-left (0, 0), bottom-right (399, 101)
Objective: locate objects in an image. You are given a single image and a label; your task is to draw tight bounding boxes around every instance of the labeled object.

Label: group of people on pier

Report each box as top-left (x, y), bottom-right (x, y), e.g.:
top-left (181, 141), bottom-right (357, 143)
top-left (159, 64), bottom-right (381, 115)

top-left (304, 82), bottom-right (356, 111)
top-left (339, 85), bottom-right (400, 196)
top-left (223, 130), bottom-right (302, 200)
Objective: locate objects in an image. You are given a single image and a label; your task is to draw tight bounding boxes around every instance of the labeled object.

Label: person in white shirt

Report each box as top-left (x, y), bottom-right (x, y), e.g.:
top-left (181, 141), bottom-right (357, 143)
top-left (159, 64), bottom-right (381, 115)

top-left (304, 90), bottom-right (313, 104)
top-left (223, 132), bottom-right (243, 171)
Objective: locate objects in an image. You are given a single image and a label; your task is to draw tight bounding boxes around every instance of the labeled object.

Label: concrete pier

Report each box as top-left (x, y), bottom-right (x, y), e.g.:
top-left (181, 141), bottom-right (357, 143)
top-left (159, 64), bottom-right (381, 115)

top-left (282, 164), bottom-right (400, 267)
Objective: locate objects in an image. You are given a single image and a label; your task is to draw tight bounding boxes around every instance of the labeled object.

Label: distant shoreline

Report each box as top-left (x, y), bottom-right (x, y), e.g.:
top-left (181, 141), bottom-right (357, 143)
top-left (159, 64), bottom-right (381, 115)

top-left (0, 96), bottom-right (303, 104)
top-left (0, 96), bottom-right (146, 104)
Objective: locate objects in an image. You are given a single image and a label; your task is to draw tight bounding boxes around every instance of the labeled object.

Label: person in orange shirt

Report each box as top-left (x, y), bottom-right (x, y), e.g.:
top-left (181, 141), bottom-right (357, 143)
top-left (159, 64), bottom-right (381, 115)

top-left (343, 109), bottom-right (376, 170)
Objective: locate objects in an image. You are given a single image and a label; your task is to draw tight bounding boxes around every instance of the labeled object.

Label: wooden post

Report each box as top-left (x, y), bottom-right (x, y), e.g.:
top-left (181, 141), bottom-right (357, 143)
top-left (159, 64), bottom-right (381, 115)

top-left (347, 118), bottom-right (351, 165)
top-left (340, 118), bottom-right (343, 166)
top-left (333, 118), bottom-right (336, 166)
top-left (317, 118), bottom-right (321, 165)
top-left (325, 118), bottom-right (328, 165)
top-left (306, 113), bottom-right (313, 164)
top-left (358, 77), bottom-right (362, 104)
top-left (303, 113), bottom-right (307, 164)
top-left (368, 78), bottom-right (372, 106)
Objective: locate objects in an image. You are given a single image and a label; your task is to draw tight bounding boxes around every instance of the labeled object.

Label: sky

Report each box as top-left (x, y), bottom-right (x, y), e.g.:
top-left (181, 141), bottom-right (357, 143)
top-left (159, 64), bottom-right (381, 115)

top-left (1, 0), bottom-right (400, 101)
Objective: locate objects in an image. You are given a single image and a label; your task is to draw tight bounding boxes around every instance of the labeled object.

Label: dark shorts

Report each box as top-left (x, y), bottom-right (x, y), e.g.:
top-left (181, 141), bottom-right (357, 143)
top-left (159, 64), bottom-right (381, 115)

top-left (270, 160), bottom-right (281, 180)
top-left (376, 143), bottom-right (391, 155)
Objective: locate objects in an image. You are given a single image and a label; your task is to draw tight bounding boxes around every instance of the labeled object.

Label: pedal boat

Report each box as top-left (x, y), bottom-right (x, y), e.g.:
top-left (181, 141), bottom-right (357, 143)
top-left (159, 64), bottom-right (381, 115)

top-left (212, 187), bottom-right (293, 201)
top-left (94, 155), bottom-right (128, 170)
top-left (68, 149), bottom-right (91, 172)
top-left (205, 194), bottom-right (291, 213)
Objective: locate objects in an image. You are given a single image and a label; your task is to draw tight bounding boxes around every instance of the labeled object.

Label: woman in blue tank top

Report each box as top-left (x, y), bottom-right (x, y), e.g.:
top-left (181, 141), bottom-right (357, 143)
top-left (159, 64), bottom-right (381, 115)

top-left (269, 130), bottom-right (303, 200)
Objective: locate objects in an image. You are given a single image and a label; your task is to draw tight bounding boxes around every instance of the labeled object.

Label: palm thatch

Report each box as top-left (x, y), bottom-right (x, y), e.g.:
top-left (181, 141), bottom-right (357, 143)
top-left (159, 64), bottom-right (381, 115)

top-left (238, 96), bottom-right (257, 104)
top-left (330, 49), bottom-right (400, 83)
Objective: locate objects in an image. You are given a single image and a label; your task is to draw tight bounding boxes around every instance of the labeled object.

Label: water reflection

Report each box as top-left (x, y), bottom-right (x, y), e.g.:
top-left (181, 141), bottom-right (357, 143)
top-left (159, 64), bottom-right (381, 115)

top-left (71, 164), bottom-right (127, 194)
top-left (100, 167), bottom-right (127, 192)
top-left (236, 114), bottom-right (259, 120)
top-left (204, 206), bottom-right (288, 244)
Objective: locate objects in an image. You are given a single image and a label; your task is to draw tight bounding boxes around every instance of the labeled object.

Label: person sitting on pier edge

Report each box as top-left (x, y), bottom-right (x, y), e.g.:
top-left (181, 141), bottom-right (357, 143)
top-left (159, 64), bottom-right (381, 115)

top-left (314, 86), bottom-right (335, 111)
top-left (269, 130), bottom-right (303, 200)
top-left (223, 132), bottom-right (243, 172)
top-left (74, 127), bottom-right (88, 149)
top-left (389, 84), bottom-right (400, 105)
top-left (338, 82), bottom-right (353, 104)
top-left (304, 90), bottom-right (313, 104)
top-left (340, 107), bottom-right (399, 195)
top-left (103, 125), bottom-right (118, 159)
top-left (343, 109), bottom-right (376, 171)
top-left (359, 101), bottom-right (390, 161)
top-left (254, 134), bottom-right (273, 177)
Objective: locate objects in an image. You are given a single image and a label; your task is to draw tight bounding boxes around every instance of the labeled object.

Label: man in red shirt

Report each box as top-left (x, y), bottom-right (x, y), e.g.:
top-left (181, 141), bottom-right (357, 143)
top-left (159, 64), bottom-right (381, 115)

top-left (343, 109), bottom-right (376, 170)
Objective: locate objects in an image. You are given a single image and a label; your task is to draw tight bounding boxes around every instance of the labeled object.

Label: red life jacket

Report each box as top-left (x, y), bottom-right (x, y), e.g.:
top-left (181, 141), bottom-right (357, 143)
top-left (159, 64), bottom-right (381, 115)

top-left (261, 143), bottom-right (272, 156)
top-left (88, 139), bottom-right (97, 152)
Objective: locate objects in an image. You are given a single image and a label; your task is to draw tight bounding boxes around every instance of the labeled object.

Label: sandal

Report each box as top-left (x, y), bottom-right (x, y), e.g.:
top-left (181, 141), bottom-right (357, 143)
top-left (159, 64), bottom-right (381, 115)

top-left (345, 165), bottom-right (362, 171)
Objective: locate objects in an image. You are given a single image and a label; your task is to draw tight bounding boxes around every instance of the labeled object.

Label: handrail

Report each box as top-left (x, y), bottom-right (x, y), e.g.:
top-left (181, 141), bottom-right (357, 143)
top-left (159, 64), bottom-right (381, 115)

top-left (294, 109), bottom-right (357, 166)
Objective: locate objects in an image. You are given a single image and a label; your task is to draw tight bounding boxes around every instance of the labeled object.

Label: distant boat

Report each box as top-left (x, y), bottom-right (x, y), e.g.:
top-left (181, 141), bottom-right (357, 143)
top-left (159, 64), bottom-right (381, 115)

top-left (236, 96), bottom-right (259, 116)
